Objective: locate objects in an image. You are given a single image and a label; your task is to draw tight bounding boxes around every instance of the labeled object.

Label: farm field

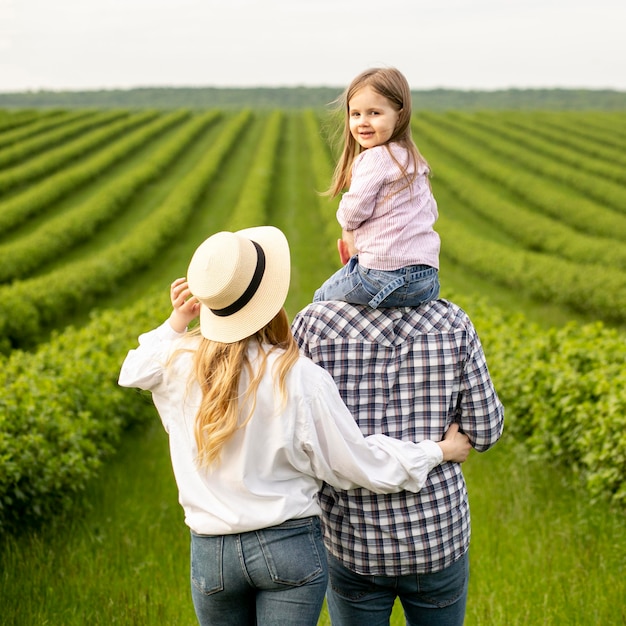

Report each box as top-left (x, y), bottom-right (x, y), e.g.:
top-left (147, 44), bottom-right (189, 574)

top-left (1, 108), bottom-right (626, 342)
top-left (0, 107), bottom-right (625, 624)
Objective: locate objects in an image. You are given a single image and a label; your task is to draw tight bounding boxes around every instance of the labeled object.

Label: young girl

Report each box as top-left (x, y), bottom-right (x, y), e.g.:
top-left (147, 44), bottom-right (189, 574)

top-left (314, 67), bottom-right (441, 309)
top-left (118, 226), bottom-right (469, 626)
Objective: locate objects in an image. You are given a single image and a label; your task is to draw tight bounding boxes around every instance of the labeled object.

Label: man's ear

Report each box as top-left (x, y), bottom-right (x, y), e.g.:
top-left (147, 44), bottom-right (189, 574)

top-left (337, 238), bottom-right (351, 266)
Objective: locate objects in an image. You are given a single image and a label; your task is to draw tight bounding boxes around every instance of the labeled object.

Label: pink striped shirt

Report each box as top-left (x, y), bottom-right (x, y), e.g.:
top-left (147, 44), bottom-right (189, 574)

top-left (337, 142), bottom-right (440, 271)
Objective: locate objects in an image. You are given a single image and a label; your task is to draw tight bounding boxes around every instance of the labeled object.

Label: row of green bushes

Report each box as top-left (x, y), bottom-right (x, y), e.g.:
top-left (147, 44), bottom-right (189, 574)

top-left (303, 110), bottom-right (339, 260)
top-left (0, 110), bottom-right (128, 169)
top-left (513, 111), bottom-right (626, 152)
top-left (432, 153), bottom-right (626, 271)
top-left (1, 290), bottom-right (623, 533)
top-left (0, 110), bottom-right (187, 234)
top-left (0, 110), bottom-right (90, 151)
top-left (227, 110), bottom-right (282, 231)
top-left (447, 111), bottom-right (626, 186)
top-left (0, 111), bottom-right (220, 283)
top-left (0, 109), bottom-right (63, 138)
top-left (439, 215), bottom-right (626, 324)
top-left (423, 111), bottom-right (626, 208)
top-left (412, 117), bottom-right (626, 241)
top-left (0, 111), bottom-right (250, 352)
top-left (0, 292), bottom-right (167, 532)
top-left (470, 301), bottom-right (626, 506)
top-left (0, 110), bottom-right (160, 195)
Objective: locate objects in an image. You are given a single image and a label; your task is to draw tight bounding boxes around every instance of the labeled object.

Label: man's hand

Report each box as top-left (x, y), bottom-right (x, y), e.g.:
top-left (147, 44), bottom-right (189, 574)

top-left (438, 423), bottom-right (472, 463)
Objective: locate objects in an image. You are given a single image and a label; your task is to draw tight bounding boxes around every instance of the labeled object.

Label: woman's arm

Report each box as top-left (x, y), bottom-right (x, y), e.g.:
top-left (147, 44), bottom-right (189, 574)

top-left (118, 278), bottom-right (199, 391)
top-left (299, 367), bottom-right (471, 494)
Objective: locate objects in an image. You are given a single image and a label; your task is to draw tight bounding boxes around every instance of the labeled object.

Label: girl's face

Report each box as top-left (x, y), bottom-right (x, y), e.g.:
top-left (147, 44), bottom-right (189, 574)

top-left (348, 85), bottom-right (400, 149)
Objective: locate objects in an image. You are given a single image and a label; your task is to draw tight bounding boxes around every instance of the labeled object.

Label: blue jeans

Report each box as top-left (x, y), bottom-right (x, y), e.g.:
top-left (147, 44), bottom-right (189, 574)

top-left (314, 256), bottom-right (440, 309)
top-left (190, 516), bottom-right (328, 626)
top-left (326, 551), bottom-right (469, 626)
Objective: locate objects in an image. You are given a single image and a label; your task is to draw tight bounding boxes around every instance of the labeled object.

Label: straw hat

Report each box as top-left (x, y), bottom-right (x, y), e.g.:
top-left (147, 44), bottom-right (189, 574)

top-left (186, 226), bottom-right (290, 343)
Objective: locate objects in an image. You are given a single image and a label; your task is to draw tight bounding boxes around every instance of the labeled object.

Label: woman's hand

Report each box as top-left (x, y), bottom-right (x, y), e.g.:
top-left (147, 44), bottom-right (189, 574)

top-left (437, 423), bottom-right (472, 463)
top-left (168, 277), bottom-right (201, 333)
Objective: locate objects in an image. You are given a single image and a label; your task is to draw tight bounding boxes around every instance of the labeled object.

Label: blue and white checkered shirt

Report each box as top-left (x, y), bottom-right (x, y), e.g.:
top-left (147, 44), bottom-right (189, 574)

top-left (291, 299), bottom-right (504, 576)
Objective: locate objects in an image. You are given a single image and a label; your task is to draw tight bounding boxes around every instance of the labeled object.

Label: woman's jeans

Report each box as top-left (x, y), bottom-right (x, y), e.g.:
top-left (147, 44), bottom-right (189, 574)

top-left (326, 551), bottom-right (469, 626)
top-left (314, 256), bottom-right (440, 309)
top-left (190, 516), bottom-right (328, 626)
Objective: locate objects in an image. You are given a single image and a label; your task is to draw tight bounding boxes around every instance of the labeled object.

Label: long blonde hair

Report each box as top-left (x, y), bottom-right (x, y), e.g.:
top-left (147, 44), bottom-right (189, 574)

top-left (326, 67), bottom-right (430, 197)
top-left (191, 308), bottom-right (299, 467)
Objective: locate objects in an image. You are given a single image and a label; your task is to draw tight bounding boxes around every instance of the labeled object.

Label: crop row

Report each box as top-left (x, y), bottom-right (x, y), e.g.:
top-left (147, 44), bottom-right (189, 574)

top-left (280, 109), bottom-right (342, 298)
top-left (0, 111), bottom-right (221, 283)
top-left (0, 110), bottom-right (91, 151)
top-left (0, 110), bottom-right (163, 195)
top-left (414, 117), bottom-right (626, 241)
top-left (0, 110), bottom-right (130, 169)
top-left (438, 214), bottom-right (626, 324)
top-left (227, 110), bottom-right (283, 231)
top-left (303, 110), bottom-right (339, 260)
top-left (0, 110), bottom-right (62, 138)
top-left (454, 111), bottom-right (626, 184)
top-left (0, 293), bottom-right (168, 532)
top-left (0, 111), bottom-right (251, 352)
top-left (427, 149), bottom-right (626, 271)
top-left (520, 111), bottom-right (626, 151)
top-left (420, 111), bottom-right (626, 212)
top-left (473, 301), bottom-right (626, 507)
top-left (0, 110), bottom-right (188, 235)
top-left (412, 117), bottom-right (626, 241)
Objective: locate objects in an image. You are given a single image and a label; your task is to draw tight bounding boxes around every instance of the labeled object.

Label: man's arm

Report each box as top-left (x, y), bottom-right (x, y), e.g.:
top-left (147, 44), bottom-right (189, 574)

top-left (457, 324), bottom-right (505, 452)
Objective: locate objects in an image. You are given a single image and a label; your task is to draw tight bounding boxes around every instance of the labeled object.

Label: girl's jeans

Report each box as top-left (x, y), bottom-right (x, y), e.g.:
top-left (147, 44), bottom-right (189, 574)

top-left (314, 256), bottom-right (440, 309)
top-left (190, 516), bottom-right (327, 626)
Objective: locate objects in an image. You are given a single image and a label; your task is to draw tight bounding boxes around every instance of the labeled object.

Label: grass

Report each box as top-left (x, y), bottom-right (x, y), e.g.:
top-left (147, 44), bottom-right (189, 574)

top-left (463, 436), bottom-right (626, 625)
top-left (1, 422), bottom-right (624, 625)
top-left (0, 419), bottom-right (197, 626)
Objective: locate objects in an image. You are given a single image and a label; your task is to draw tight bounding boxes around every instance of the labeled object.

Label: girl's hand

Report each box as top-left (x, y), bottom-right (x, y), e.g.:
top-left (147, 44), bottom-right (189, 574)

top-left (437, 423), bottom-right (472, 463)
top-left (342, 229), bottom-right (357, 256)
top-left (168, 277), bottom-right (201, 333)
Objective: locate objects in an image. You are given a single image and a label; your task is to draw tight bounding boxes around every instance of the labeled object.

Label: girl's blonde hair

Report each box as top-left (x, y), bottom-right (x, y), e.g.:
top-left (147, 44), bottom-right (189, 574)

top-left (327, 67), bottom-right (430, 197)
top-left (191, 307), bottom-right (299, 467)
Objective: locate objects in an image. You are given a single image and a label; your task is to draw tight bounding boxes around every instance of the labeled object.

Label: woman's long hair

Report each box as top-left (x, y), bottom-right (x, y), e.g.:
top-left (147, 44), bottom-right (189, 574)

top-left (191, 308), bottom-right (300, 467)
top-left (326, 67), bottom-right (430, 197)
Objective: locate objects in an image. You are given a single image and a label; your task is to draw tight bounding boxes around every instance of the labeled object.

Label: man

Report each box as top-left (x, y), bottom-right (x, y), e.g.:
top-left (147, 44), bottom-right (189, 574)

top-left (291, 236), bottom-right (504, 626)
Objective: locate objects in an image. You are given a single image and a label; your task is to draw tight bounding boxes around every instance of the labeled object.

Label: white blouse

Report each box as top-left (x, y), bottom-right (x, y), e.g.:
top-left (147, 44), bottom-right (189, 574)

top-left (118, 321), bottom-right (443, 535)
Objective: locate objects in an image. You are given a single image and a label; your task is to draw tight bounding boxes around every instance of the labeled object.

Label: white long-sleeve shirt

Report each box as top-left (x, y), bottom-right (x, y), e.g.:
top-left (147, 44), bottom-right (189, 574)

top-left (118, 321), bottom-right (444, 535)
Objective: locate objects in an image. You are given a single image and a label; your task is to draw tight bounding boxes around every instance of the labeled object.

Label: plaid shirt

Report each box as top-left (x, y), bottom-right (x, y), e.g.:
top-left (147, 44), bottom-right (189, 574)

top-left (291, 299), bottom-right (504, 576)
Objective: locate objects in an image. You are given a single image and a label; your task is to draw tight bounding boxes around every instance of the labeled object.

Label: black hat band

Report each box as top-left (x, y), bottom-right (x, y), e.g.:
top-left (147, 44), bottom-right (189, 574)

top-left (210, 241), bottom-right (266, 317)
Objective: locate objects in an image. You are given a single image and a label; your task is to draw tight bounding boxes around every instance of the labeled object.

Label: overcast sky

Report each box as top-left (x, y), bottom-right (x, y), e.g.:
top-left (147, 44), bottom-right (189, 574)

top-left (1, 0), bottom-right (625, 93)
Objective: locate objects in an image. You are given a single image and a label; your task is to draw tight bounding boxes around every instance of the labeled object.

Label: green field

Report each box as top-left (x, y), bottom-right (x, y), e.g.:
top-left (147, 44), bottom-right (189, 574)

top-left (0, 107), bottom-right (625, 624)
